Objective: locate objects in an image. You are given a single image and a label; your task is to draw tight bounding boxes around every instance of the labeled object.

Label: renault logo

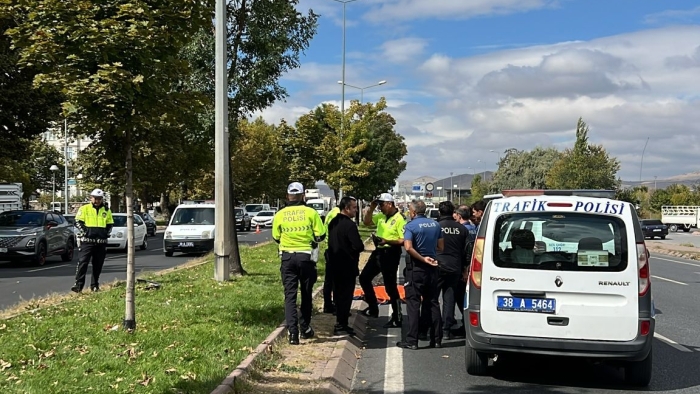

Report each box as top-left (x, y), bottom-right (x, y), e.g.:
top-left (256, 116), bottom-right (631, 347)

top-left (555, 276), bottom-right (563, 287)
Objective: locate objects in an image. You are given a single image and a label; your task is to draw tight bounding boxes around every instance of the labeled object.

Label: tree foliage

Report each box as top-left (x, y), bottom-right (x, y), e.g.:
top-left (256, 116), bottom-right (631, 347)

top-left (546, 118), bottom-right (620, 190)
top-left (469, 174), bottom-right (490, 203)
top-left (0, 14), bottom-right (61, 180)
top-left (491, 147), bottom-right (563, 191)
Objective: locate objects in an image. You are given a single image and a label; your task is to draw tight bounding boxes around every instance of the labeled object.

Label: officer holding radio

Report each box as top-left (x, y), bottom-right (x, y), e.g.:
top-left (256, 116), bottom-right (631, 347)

top-left (397, 200), bottom-right (444, 350)
top-left (360, 193), bottom-right (406, 328)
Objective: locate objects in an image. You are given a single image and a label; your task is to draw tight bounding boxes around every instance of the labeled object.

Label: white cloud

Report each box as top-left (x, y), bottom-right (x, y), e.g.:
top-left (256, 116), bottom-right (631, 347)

top-left (644, 5), bottom-right (700, 25)
top-left (363, 0), bottom-right (558, 23)
top-left (260, 25), bottom-right (700, 181)
top-left (380, 37), bottom-right (428, 63)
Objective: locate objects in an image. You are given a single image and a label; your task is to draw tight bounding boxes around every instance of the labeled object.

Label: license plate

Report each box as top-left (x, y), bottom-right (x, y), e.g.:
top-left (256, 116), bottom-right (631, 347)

top-left (497, 296), bottom-right (556, 314)
top-left (178, 242), bottom-right (194, 247)
top-left (653, 229), bottom-right (661, 232)
top-left (0, 248), bottom-right (6, 253)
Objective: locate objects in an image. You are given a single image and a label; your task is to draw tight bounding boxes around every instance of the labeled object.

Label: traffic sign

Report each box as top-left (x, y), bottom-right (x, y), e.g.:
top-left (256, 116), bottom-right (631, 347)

top-left (67, 178), bottom-right (77, 186)
top-left (425, 182), bottom-right (434, 192)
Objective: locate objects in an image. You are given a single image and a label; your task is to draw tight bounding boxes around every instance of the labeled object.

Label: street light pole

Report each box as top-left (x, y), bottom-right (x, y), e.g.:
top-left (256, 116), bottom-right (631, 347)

top-left (639, 137), bottom-right (650, 183)
top-left (64, 118), bottom-right (69, 214)
top-left (450, 172), bottom-right (453, 201)
top-left (338, 80), bottom-right (386, 104)
top-left (333, 0), bottom-right (357, 201)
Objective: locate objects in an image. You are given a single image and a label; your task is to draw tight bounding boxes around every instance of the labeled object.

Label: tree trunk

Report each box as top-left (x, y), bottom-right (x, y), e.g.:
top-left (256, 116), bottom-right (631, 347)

top-left (140, 187), bottom-right (148, 213)
top-left (123, 130), bottom-right (136, 331)
top-left (159, 191), bottom-right (170, 218)
top-left (228, 120), bottom-right (245, 276)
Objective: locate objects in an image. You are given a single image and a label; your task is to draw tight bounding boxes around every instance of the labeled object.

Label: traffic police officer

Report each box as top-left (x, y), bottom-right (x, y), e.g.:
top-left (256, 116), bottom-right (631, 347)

top-left (360, 193), bottom-right (406, 328)
top-left (71, 188), bottom-right (114, 293)
top-left (397, 200), bottom-right (443, 350)
top-left (322, 205), bottom-right (341, 314)
top-left (272, 182), bottom-right (326, 345)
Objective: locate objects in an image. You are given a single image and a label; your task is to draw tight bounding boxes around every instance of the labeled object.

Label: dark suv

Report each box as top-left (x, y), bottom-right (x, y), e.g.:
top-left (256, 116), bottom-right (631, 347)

top-left (0, 210), bottom-right (76, 265)
top-left (235, 208), bottom-right (251, 232)
top-left (639, 219), bottom-right (668, 240)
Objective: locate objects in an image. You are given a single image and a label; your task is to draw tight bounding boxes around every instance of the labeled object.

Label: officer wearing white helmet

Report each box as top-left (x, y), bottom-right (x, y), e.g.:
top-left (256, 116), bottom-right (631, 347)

top-left (71, 189), bottom-right (114, 292)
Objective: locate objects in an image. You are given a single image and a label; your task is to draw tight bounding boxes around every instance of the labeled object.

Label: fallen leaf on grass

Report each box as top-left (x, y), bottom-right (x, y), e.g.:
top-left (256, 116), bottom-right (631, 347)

top-left (442, 355), bottom-right (449, 358)
top-left (165, 368), bottom-right (177, 374)
top-left (0, 324), bottom-right (6, 330)
top-left (138, 373), bottom-right (153, 386)
top-left (1, 359), bottom-right (12, 371)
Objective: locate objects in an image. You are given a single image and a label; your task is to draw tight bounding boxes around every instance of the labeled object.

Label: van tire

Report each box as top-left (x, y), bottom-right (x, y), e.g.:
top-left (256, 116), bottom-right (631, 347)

top-left (164, 251), bottom-right (173, 257)
top-left (465, 341), bottom-right (489, 375)
top-left (624, 348), bottom-right (652, 387)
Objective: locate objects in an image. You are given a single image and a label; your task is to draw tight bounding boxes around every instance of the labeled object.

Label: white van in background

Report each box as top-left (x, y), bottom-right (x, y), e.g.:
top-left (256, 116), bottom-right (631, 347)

top-left (306, 198), bottom-right (329, 221)
top-left (163, 203), bottom-right (215, 257)
top-left (244, 203), bottom-right (270, 217)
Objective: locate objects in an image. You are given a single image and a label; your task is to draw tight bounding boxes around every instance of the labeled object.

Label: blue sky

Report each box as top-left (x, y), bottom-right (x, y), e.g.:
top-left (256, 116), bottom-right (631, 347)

top-left (256, 0), bottom-right (700, 182)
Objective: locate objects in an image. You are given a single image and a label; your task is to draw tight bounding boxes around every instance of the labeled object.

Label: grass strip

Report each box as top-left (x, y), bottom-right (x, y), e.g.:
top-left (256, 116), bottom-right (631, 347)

top-left (0, 243), bottom-right (324, 394)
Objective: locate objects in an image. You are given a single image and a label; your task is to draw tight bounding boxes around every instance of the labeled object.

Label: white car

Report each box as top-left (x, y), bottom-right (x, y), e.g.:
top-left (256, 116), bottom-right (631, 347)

top-left (465, 189), bottom-right (653, 387)
top-left (251, 210), bottom-right (275, 228)
top-left (108, 213), bottom-right (148, 251)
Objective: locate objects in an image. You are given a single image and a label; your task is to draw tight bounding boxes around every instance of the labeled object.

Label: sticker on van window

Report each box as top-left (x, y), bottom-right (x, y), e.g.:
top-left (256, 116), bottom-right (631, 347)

top-left (577, 250), bottom-right (609, 267)
top-left (492, 199), bottom-right (626, 215)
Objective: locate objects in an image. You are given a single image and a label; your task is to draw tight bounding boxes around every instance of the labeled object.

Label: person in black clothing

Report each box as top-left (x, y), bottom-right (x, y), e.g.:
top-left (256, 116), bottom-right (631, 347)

top-left (436, 201), bottom-right (468, 339)
top-left (327, 196), bottom-right (365, 335)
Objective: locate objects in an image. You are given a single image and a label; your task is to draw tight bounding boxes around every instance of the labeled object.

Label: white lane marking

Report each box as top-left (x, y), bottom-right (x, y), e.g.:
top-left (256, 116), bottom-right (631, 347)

top-left (654, 332), bottom-right (693, 352)
top-left (26, 264), bottom-right (70, 273)
top-left (652, 255), bottom-right (700, 268)
top-left (651, 275), bottom-right (688, 286)
top-left (383, 263), bottom-right (404, 393)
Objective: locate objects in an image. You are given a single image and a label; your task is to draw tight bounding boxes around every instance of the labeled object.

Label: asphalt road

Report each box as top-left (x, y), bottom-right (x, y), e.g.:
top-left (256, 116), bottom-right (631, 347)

top-left (0, 228), bottom-right (273, 311)
top-left (353, 252), bottom-right (700, 394)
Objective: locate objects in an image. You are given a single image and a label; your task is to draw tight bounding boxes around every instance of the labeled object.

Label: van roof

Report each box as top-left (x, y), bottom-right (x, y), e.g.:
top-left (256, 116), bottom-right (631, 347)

top-left (176, 203), bottom-right (215, 208)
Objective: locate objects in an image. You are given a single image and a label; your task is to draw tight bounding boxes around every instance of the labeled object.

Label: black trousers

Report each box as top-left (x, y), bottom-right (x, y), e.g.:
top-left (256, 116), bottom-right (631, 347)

top-left (405, 262), bottom-right (442, 345)
top-left (332, 268), bottom-right (357, 327)
top-left (280, 252), bottom-right (317, 335)
top-left (438, 271), bottom-right (463, 331)
top-left (323, 250), bottom-right (334, 309)
top-left (74, 243), bottom-right (107, 288)
top-left (359, 246), bottom-right (402, 318)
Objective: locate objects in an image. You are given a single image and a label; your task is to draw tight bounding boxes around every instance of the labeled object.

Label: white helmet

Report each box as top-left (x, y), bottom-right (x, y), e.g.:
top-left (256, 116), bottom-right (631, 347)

top-left (90, 189), bottom-right (105, 198)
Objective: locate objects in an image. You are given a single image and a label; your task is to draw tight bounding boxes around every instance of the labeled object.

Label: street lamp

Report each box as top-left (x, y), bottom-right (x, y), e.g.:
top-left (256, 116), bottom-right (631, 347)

top-left (639, 137), bottom-right (650, 183)
top-left (333, 0), bottom-right (358, 201)
top-left (50, 164), bottom-right (59, 209)
top-left (337, 80), bottom-right (386, 103)
top-left (450, 172), bottom-right (453, 201)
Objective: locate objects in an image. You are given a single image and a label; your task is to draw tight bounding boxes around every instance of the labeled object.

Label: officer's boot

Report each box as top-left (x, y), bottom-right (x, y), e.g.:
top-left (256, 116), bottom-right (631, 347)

top-left (71, 282), bottom-right (83, 293)
top-left (382, 300), bottom-right (402, 328)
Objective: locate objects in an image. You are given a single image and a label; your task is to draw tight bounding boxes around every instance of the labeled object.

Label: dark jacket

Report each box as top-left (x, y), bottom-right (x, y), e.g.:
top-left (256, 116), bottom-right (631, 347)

top-left (328, 213), bottom-right (365, 276)
top-left (437, 216), bottom-right (468, 274)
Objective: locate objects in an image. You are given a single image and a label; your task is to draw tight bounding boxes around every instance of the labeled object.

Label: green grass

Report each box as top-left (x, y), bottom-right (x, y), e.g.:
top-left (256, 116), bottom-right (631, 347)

top-left (0, 243), bottom-right (325, 394)
top-left (156, 219), bottom-right (168, 226)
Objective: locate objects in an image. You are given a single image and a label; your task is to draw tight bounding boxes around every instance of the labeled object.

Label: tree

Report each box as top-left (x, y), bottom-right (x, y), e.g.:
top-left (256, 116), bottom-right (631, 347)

top-left (546, 118), bottom-right (620, 190)
top-left (7, 0), bottom-right (210, 331)
top-left (469, 174), bottom-right (489, 203)
top-left (284, 106), bottom-right (337, 188)
top-left (21, 137), bottom-right (66, 205)
top-left (491, 147), bottom-right (563, 191)
top-left (0, 14), bottom-right (62, 182)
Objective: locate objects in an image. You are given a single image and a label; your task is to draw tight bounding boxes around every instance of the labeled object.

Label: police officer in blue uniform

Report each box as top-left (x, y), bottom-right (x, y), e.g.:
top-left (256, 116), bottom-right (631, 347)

top-left (397, 200), bottom-right (444, 350)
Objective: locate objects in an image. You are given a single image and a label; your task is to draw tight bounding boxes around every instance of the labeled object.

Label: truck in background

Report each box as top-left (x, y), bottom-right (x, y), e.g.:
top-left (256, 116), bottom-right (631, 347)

top-left (0, 183), bottom-right (23, 213)
top-left (660, 205), bottom-right (700, 232)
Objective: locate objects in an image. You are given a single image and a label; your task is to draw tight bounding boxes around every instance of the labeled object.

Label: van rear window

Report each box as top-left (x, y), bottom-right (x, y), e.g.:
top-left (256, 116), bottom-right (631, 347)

top-left (493, 212), bottom-right (629, 272)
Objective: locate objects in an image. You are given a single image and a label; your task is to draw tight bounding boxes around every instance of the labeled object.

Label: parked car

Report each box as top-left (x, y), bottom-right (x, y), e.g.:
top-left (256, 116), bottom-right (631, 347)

top-left (235, 208), bottom-right (251, 231)
top-left (426, 208), bottom-right (440, 220)
top-left (137, 212), bottom-right (157, 236)
top-left (0, 210), bottom-right (76, 266)
top-left (251, 210), bottom-right (275, 228)
top-left (108, 213), bottom-right (148, 251)
top-left (639, 219), bottom-right (668, 240)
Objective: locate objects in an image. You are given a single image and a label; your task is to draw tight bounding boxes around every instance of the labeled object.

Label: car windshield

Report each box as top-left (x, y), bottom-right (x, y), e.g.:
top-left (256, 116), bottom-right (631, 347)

top-left (428, 210), bottom-right (439, 219)
top-left (245, 204), bottom-right (265, 213)
top-left (64, 215), bottom-right (76, 224)
top-left (171, 208), bottom-right (215, 225)
top-left (0, 211), bottom-right (44, 227)
top-left (257, 211), bottom-right (274, 217)
top-left (493, 212), bottom-right (629, 272)
top-left (112, 216), bottom-right (128, 227)
top-left (640, 220), bottom-right (663, 226)
top-left (235, 208), bottom-right (244, 217)
top-left (308, 203), bottom-right (324, 210)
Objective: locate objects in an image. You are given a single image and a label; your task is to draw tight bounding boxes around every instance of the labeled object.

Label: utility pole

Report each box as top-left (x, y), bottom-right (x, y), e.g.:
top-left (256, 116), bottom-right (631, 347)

top-left (214, 0), bottom-right (232, 281)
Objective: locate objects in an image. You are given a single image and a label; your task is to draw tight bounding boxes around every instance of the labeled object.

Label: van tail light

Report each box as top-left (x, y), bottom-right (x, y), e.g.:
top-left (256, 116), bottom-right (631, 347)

top-left (470, 237), bottom-right (485, 289)
top-left (640, 320), bottom-right (650, 336)
top-left (469, 312), bottom-right (479, 327)
top-left (637, 242), bottom-right (650, 296)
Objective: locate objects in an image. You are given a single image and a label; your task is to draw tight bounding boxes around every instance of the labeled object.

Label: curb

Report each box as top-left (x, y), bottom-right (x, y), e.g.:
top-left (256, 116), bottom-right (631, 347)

top-left (210, 285), bottom-right (327, 394)
top-left (648, 247), bottom-right (700, 260)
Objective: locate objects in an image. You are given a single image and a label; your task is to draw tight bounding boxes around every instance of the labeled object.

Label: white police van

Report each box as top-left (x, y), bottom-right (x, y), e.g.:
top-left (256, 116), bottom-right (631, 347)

top-left (465, 190), bottom-right (653, 387)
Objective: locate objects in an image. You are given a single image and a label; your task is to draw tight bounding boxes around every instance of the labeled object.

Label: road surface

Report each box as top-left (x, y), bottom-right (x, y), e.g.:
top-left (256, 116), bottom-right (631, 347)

top-left (0, 228), bottom-right (273, 311)
top-left (353, 253), bottom-right (700, 393)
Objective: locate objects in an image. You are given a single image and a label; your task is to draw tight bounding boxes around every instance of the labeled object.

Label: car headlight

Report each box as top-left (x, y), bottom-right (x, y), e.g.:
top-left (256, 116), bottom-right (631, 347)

top-left (165, 231), bottom-right (172, 239)
top-left (26, 238), bottom-right (36, 247)
top-left (202, 231), bottom-right (211, 239)
top-left (116, 231), bottom-right (124, 238)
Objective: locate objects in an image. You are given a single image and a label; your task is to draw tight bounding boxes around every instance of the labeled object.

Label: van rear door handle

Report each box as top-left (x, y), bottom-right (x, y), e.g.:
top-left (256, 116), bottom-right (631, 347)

top-left (510, 291), bottom-right (546, 298)
top-left (547, 317), bottom-right (569, 326)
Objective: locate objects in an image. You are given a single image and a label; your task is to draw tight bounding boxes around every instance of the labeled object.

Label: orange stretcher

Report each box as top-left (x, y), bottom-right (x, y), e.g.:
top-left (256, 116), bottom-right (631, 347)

top-left (353, 285), bottom-right (406, 304)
